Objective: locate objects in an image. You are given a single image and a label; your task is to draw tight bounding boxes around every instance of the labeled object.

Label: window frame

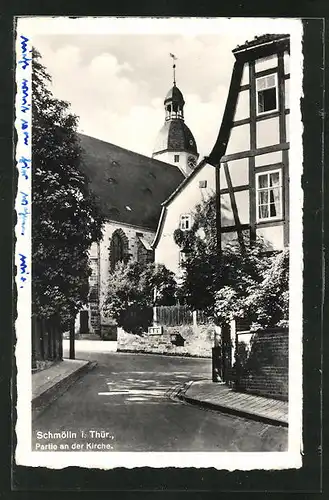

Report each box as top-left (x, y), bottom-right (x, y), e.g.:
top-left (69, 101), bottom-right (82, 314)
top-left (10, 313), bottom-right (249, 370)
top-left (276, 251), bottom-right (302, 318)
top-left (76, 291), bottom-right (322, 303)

top-left (255, 168), bottom-right (283, 223)
top-left (256, 73), bottom-right (279, 116)
top-left (179, 213), bottom-right (192, 231)
top-left (179, 250), bottom-right (188, 267)
top-left (174, 154), bottom-right (180, 163)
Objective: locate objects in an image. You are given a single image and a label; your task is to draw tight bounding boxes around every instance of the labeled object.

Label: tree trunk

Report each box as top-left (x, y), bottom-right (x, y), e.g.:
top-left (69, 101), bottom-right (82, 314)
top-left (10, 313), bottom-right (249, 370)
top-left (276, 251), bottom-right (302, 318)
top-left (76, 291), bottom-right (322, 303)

top-left (69, 318), bottom-right (75, 360)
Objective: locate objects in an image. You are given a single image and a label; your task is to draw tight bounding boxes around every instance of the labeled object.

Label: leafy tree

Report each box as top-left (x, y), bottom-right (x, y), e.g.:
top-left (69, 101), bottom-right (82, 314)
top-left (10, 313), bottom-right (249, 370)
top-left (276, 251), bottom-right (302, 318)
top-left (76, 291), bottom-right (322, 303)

top-left (244, 248), bottom-right (289, 329)
top-left (103, 261), bottom-right (177, 334)
top-left (32, 48), bottom-right (104, 327)
top-left (174, 194), bottom-right (288, 327)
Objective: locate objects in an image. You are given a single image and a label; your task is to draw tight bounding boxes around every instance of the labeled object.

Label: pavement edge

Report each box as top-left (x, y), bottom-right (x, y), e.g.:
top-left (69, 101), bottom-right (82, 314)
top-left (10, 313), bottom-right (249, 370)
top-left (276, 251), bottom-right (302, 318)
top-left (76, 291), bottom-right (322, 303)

top-left (32, 360), bottom-right (97, 421)
top-left (176, 381), bottom-right (288, 428)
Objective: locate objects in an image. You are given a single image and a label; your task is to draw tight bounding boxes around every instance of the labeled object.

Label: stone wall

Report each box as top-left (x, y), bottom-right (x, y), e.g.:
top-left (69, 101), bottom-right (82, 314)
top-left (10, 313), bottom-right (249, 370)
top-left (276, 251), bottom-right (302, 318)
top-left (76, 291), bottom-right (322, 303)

top-left (117, 323), bottom-right (215, 358)
top-left (235, 328), bottom-right (288, 401)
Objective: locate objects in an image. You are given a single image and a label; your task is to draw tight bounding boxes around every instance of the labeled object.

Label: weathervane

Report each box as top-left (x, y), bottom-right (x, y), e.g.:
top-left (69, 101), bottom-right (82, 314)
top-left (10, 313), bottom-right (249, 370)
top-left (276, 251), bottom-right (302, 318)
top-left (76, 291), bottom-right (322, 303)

top-left (169, 53), bottom-right (177, 86)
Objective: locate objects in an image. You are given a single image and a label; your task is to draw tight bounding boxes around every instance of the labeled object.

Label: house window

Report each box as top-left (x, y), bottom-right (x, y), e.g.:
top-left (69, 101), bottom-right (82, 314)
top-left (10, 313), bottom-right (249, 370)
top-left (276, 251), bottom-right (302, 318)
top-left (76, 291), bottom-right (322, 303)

top-left (179, 251), bottom-right (188, 266)
top-left (256, 74), bottom-right (278, 115)
top-left (179, 214), bottom-right (192, 231)
top-left (199, 180), bottom-right (207, 188)
top-left (174, 154), bottom-right (180, 163)
top-left (256, 169), bottom-right (283, 221)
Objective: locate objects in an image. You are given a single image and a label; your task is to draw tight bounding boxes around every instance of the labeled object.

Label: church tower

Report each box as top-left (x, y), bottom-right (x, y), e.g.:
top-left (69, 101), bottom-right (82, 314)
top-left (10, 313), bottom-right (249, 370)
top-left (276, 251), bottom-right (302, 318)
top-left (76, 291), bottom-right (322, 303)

top-left (152, 55), bottom-right (199, 177)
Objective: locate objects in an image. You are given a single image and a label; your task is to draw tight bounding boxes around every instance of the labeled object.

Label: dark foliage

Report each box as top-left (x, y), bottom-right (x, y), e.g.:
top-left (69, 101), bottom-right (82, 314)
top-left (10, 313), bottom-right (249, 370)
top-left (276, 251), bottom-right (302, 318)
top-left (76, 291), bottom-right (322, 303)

top-left (32, 48), bottom-right (104, 327)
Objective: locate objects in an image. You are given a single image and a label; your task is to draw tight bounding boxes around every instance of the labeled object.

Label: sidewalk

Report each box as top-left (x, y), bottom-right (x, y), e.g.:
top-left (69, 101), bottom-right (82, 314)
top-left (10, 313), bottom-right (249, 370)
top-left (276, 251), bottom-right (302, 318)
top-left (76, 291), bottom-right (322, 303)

top-left (178, 380), bottom-right (288, 427)
top-left (32, 358), bottom-right (97, 419)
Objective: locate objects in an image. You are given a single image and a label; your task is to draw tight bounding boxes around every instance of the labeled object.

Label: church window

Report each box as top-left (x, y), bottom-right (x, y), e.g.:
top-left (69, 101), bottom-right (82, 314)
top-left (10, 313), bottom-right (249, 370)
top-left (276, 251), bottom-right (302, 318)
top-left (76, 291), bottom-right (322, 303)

top-left (180, 214), bottom-right (192, 231)
top-left (256, 74), bottom-right (278, 115)
top-left (110, 232), bottom-right (125, 270)
top-left (174, 154), bottom-right (180, 163)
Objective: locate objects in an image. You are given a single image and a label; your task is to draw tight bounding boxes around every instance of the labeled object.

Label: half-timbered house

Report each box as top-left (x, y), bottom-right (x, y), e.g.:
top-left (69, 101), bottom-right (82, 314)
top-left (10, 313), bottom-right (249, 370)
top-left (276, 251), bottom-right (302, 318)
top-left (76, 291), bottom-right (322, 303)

top-left (153, 33), bottom-right (290, 275)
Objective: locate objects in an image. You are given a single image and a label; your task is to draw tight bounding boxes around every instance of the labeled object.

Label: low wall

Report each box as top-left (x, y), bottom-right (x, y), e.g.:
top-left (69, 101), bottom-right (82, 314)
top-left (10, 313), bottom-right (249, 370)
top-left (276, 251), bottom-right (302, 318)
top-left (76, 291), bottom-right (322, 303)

top-left (117, 324), bottom-right (215, 358)
top-left (235, 328), bottom-right (288, 401)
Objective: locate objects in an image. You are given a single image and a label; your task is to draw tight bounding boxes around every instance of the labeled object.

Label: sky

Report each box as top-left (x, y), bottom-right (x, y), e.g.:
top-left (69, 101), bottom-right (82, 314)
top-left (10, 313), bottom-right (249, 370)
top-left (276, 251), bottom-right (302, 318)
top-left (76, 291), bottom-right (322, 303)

top-left (21, 17), bottom-right (300, 160)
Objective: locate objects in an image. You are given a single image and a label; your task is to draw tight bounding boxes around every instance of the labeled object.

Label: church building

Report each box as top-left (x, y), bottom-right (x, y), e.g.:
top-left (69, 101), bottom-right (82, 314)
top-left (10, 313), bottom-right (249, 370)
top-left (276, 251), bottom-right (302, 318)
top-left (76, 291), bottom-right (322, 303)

top-left (77, 64), bottom-right (199, 336)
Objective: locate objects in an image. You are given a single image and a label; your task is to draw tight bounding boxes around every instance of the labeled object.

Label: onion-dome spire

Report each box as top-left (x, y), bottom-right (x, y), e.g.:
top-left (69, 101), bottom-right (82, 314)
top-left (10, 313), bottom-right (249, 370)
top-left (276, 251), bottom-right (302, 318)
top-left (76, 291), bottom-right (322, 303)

top-left (165, 54), bottom-right (185, 121)
top-left (152, 54), bottom-right (199, 176)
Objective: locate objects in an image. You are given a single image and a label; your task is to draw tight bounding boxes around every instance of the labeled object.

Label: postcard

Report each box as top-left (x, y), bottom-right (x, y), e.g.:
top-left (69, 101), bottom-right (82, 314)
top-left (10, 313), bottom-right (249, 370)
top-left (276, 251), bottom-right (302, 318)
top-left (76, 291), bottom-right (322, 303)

top-left (15, 16), bottom-right (303, 470)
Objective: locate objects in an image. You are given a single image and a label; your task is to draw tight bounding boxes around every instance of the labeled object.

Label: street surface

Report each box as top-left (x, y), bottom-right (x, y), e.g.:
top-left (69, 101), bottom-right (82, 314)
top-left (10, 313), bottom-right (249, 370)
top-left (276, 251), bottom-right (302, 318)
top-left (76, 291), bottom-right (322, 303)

top-left (32, 340), bottom-right (288, 452)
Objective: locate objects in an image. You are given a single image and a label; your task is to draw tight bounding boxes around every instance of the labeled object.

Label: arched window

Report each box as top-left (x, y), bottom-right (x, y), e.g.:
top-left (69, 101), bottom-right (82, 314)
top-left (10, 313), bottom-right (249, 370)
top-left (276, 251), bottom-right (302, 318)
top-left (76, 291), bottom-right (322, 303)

top-left (109, 229), bottom-right (129, 271)
top-left (110, 233), bottom-right (124, 270)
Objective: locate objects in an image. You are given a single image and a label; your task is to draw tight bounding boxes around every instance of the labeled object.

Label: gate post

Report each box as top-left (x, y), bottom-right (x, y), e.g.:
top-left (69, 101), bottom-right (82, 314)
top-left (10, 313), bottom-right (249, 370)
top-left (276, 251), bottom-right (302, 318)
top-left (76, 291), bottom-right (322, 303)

top-left (212, 325), bottom-right (224, 382)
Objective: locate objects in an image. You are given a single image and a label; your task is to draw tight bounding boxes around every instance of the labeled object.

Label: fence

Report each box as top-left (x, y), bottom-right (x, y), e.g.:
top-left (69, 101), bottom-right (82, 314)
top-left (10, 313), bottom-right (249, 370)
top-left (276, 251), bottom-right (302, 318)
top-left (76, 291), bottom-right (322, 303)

top-left (154, 305), bottom-right (212, 327)
top-left (154, 305), bottom-right (193, 326)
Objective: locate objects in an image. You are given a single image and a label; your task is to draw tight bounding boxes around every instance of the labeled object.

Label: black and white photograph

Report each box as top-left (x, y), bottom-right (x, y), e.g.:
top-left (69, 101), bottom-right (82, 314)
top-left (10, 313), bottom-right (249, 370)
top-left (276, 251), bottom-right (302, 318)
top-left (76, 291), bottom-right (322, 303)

top-left (14, 17), bottom-right (303, 470)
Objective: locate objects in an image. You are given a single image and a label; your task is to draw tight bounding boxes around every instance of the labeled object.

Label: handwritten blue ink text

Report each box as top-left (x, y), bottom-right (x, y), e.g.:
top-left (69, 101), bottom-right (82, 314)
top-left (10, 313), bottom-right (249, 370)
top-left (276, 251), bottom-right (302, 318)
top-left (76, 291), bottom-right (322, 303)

top-left (21, 119), bottom-right (29, 145)
top-left (18, 35), bottom-right (32, 70)
top-left (19, 156), bottom-right (31, 180)
top-left (18, 206), bottom-right (29, 236)
top-left (20, 191), bottom-right (28, 206)
top-left (18, 253), bottom-right (29, 288)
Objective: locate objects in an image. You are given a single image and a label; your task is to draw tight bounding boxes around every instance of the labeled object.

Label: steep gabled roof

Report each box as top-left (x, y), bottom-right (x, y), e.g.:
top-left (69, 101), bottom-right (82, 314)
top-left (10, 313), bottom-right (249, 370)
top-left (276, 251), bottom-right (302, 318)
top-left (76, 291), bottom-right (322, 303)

top-left (233, 34), bottom-right (290, 54)
top-left (79, 134), bottom-right (185, 231)
top-left (151, 157), bottom-right (208, 248)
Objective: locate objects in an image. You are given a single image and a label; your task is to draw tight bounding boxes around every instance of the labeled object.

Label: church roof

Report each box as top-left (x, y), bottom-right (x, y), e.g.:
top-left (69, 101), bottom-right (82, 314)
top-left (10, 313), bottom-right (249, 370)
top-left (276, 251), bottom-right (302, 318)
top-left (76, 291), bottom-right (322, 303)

top-left (153, 119), bottom-right (198, 155)
top-left (164, 85), bottom-right (185, 105)
top-left (79, 133), bottom-right (185, 230)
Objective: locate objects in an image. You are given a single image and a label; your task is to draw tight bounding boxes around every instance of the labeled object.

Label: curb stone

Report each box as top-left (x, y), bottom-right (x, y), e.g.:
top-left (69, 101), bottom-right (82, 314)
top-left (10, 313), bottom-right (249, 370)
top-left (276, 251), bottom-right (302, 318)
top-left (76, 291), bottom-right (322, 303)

top-left (32, 360), bottom-right (97, 421)
top-left (176, 381), bottom-right (288, 428)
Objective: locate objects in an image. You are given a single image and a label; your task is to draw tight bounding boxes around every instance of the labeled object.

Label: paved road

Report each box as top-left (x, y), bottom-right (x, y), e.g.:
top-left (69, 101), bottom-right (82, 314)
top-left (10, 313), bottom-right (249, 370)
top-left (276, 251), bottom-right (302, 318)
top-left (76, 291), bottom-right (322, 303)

top-left (32, 341), bottom-right (287, 452)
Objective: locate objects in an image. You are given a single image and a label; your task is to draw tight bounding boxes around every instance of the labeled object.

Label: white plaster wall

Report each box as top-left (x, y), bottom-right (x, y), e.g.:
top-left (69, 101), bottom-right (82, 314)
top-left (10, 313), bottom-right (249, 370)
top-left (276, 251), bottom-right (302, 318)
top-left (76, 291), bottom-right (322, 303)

top-left (241, 64), bottom-right (249, 86)
top-left (153, 150), bottom-right (198, 177)
top-left (154, 163), bottom-right (216, 276)
top-left (225, 158), bottom-right (249, 186)
top-left (226, 124), bottom-right (250, 155)
top-left (284, 51), bottom-right (290, 75)
top-left (257, 224), bottom-right (284, 250)
top-left (256, 117), bottom-right (280, 149)
top-left (285, 79), bottom-right (290, 110)
top-left (220, 190), bottom-right (249, 227)
top-left (255, 151), bottom-right (282, 167)
top-left (286, 114), bottom-right (290, 143)
top-left (221, 193), bottom-right (232, 227)
top-left (235, 191), bottom-right (250, 224)
top-left (255, 54), bottom-right (278, 72)
top-left (234, 90), bottom-right (250, 121)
